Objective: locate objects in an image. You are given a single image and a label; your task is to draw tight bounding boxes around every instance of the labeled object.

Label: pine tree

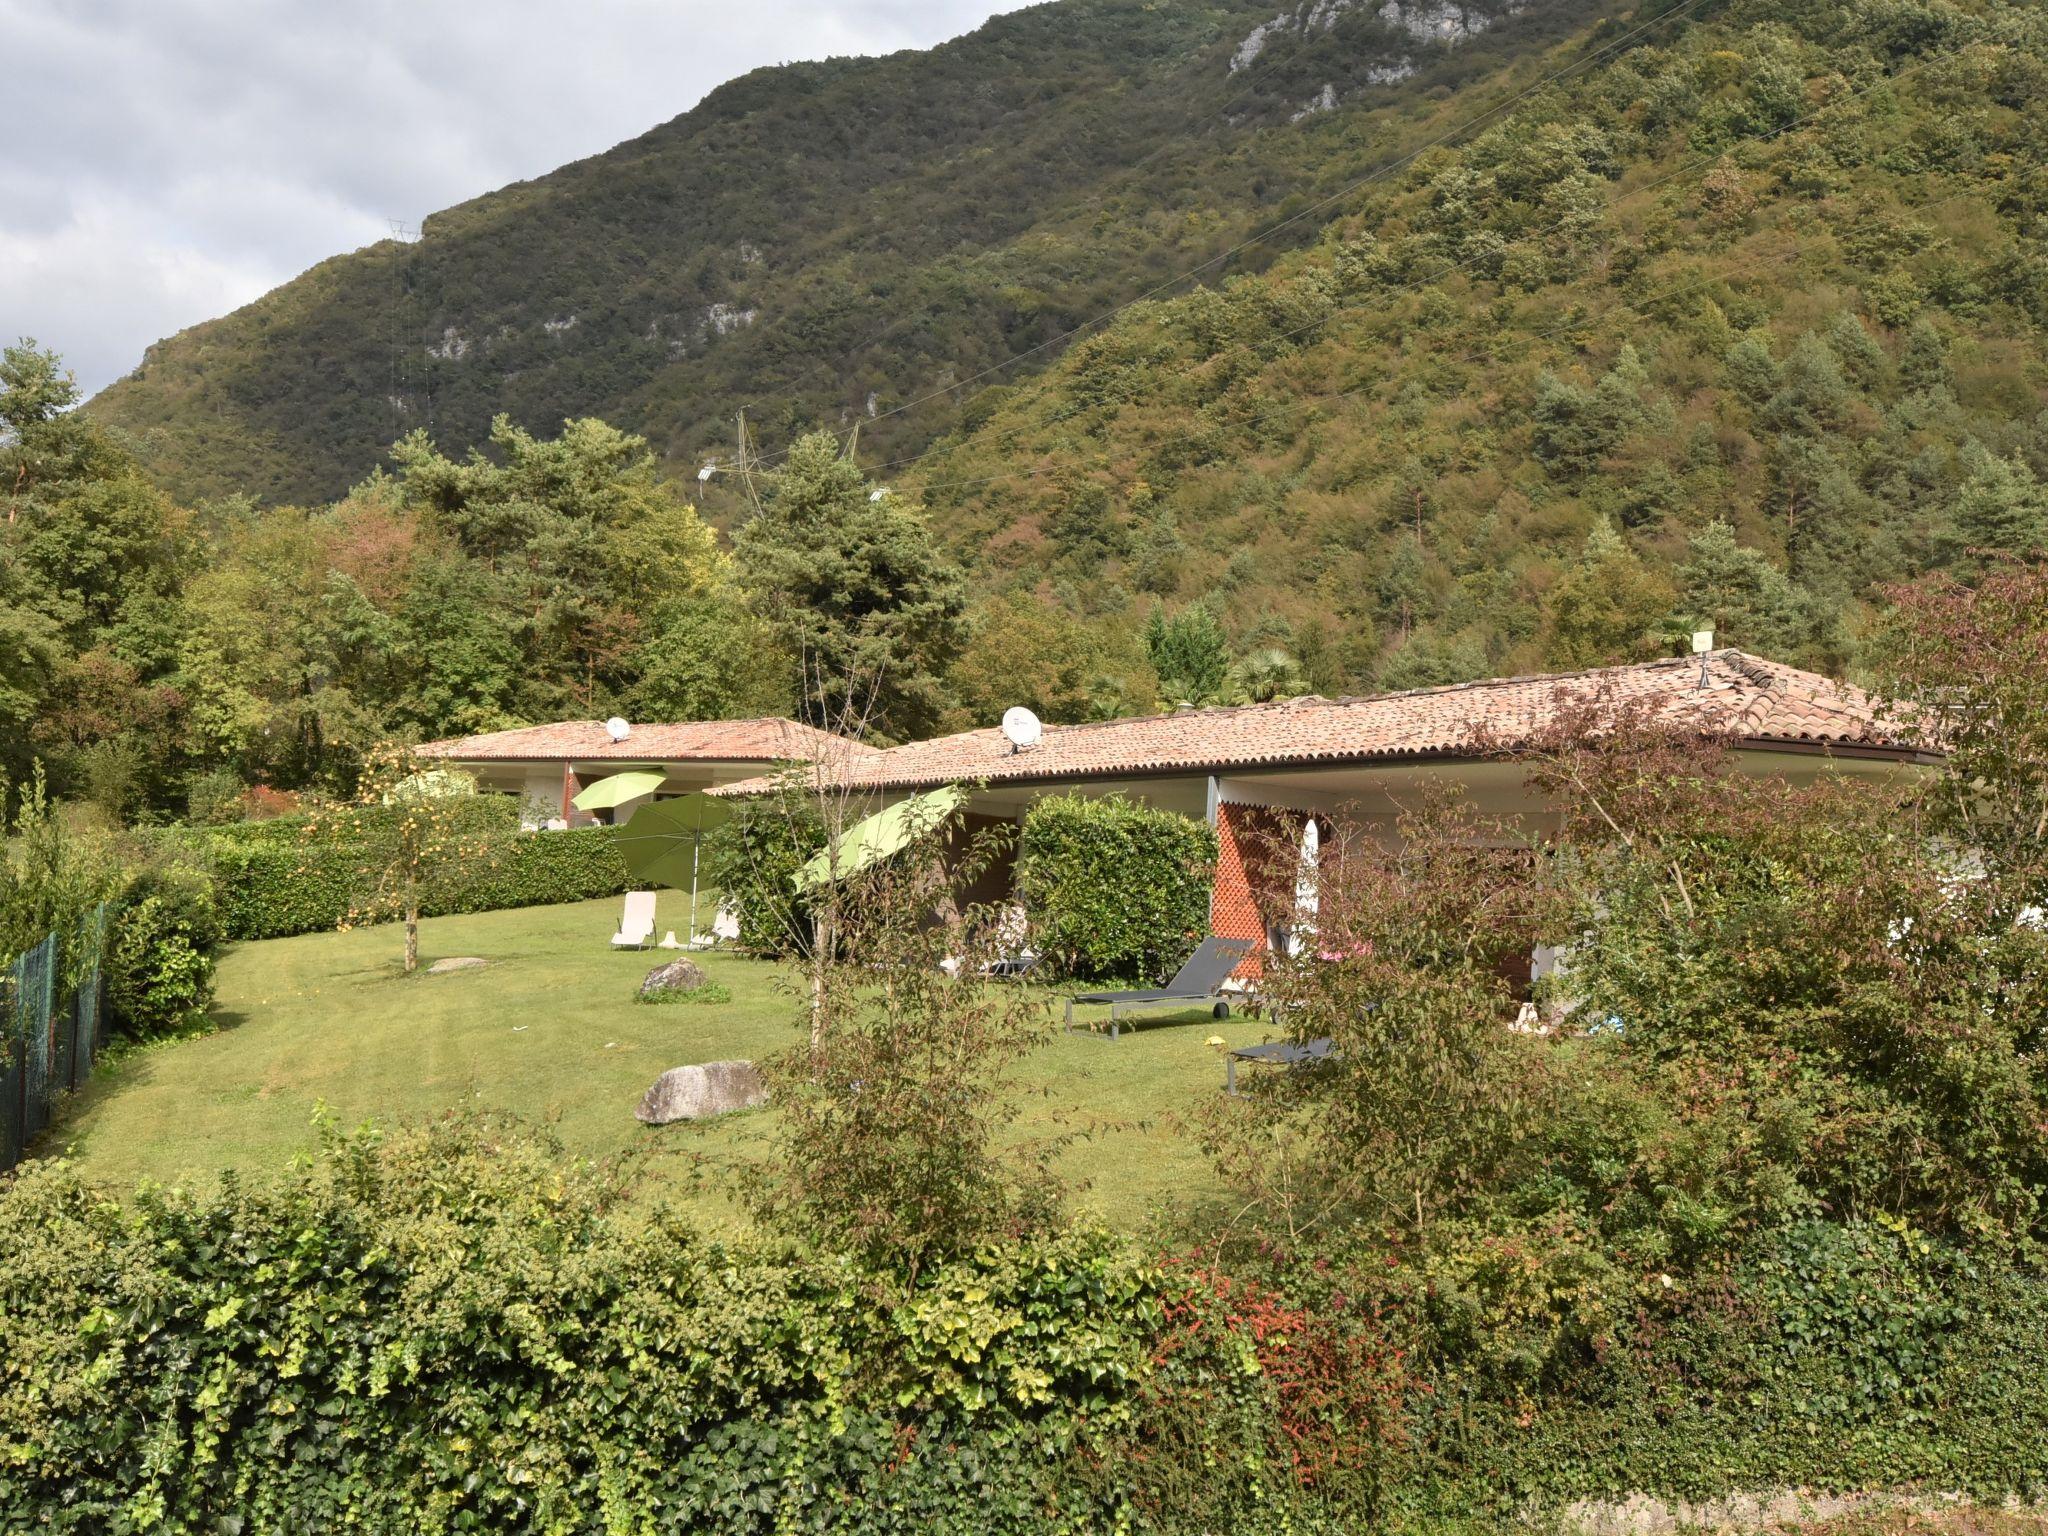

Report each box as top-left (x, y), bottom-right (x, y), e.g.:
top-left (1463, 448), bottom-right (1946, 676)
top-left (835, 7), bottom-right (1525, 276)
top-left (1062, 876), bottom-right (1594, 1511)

top-left (734, 432), bottom-right (968, 741)
top-left (1677, 520), bottom-right (1821, 663)
top-left (1951, 442), bottom-right (2048, 565)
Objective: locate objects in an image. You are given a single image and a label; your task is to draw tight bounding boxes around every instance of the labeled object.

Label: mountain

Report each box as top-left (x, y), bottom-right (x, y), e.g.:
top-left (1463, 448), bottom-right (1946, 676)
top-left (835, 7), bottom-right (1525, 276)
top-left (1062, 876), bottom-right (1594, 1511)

top-left (903, 0), bottom-right (2048, 693)
top-left (85, 0), bottom-right (1614, 505)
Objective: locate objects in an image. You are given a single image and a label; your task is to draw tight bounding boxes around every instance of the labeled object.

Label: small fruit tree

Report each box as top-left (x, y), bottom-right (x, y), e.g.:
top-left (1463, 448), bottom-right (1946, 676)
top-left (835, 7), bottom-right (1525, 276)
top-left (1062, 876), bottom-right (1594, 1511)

top-left (300, 748), bottom-right (498, 973)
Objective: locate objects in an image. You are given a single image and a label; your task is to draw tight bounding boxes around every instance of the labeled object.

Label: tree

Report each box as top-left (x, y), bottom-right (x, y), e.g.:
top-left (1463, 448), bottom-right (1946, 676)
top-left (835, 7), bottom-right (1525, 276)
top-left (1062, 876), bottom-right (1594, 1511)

top-left (1144, 603), bottom-right (1231, 706)
top-left (949, 592), bottom-right (1142, 727)
top-left (1, 341), bottom-right (192, 810)
top-left (1677, 519), bottom-right (1823, 663)
top-left (1873, 562), bottom-right (2048, 904)
top-left (1949, 442), bottom-right (2048, 565)
top-left (743, 786), bottom-right (1061, 1280)
top-left (1539, 518), bottom-right (1672, 669)
top-left (302, 747), bottom-right (500, 973)
top-left (734, 432), bottom-right (968, 741)
top-left (1530, 346), bottom-right (1651, 479)
top-left (0, 567), bottom-right (61, 785)
top-left (391, 416), bottom-right (737, 724)
top-left (1, 341), bottom-right (97, 517)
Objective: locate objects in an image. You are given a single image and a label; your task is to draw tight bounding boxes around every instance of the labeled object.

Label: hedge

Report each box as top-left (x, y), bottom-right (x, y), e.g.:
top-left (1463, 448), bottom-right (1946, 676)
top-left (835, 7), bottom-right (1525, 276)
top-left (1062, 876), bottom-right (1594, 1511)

top-left (0, 1120), bottom-right (1268, 1535)
top-left (1014, 794), bottom-right (1217, 982)
top-left (159, 803), bottom-right (633, 942)
top-left (4, 1122), bottom-right (2047, 1534)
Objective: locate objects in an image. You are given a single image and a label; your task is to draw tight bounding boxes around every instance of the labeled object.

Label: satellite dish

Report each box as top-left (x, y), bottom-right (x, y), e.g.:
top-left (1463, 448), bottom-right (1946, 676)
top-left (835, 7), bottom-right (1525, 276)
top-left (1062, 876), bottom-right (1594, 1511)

top-left (605, 716), bottom-right (632, 743)
top-left (1000, 707), bottom-right (1043, 753)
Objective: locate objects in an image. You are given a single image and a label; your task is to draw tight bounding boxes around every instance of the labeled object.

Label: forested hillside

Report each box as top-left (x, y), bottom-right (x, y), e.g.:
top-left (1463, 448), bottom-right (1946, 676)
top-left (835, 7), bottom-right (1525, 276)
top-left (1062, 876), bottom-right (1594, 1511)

top-left (907, 0), bottom-right (2048, 694)
top-left (86, 0), bottom-right (1612, 503)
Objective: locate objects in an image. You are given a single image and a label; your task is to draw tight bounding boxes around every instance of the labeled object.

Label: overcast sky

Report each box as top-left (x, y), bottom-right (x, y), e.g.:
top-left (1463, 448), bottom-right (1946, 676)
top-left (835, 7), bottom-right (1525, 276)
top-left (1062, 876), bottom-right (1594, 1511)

top-left (0, 1), bottom-right (1027, 398)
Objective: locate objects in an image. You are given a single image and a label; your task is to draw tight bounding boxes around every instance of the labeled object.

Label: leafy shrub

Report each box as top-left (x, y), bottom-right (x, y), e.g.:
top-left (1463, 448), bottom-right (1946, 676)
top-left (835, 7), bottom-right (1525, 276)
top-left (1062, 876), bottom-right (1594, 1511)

top-left (1014, 794), bottom-right (1216, 981)
top-left (181, 767), bottom-right (246, 827)
top-left (105, 858), bottom-right (221, 1039)
top-left (4, 1129), bottom-right (2048, 1530)
top-left (699, 790), bottom-right (824, 957)
top-left (0, 1116), bottom-right (1186, 1535)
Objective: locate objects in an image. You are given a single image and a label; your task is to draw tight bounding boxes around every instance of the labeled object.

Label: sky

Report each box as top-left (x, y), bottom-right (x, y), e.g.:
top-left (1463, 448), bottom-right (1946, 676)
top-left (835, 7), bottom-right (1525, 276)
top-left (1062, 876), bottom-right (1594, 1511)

top-left (0, 0), bottom-right (1027, 399)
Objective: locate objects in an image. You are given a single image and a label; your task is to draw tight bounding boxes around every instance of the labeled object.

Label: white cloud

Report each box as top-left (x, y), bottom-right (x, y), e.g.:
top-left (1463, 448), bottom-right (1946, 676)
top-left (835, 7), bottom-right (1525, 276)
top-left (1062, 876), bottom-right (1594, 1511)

top-left (0, 0), bottom-right (1027, 395)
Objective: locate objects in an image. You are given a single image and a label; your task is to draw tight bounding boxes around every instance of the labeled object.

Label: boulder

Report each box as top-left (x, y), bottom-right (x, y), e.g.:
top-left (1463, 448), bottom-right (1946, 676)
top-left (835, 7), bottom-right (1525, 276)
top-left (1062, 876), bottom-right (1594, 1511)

top-left (636, 1060), bottom-right (768, 1125)
top-left (426, 956), bottom-right (487, 975)
top-left (640, 957), bottom-right (709, 997)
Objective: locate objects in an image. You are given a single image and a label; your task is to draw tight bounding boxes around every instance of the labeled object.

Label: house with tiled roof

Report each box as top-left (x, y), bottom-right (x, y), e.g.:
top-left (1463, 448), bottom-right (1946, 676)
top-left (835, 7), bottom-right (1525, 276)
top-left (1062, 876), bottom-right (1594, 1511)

top-left (713, 651), bottom-right (1934, 973)
top-left (416, 716), bottom-right (856, 827)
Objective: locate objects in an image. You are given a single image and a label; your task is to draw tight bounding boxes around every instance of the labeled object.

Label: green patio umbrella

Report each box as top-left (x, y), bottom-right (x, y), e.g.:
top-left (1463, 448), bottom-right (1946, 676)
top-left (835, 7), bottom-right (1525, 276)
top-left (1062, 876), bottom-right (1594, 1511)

top-left (794, 785), bottom-right (968, 893)
top-left (570, 769), bottom-right (666, 814)
top-left (618, 793), bottom-right (732, 943)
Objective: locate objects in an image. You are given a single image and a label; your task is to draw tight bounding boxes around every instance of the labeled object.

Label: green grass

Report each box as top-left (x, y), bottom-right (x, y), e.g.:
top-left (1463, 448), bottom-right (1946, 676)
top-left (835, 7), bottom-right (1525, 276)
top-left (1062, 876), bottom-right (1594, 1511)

top-left (56, 898), bottom-right (1281, 1230)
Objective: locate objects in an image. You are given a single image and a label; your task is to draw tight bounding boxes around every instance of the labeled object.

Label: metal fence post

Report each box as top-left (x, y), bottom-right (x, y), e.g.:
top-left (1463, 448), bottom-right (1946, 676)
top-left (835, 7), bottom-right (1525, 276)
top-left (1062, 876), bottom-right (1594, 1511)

top-left (2, 954), bottom-right (20, 1171)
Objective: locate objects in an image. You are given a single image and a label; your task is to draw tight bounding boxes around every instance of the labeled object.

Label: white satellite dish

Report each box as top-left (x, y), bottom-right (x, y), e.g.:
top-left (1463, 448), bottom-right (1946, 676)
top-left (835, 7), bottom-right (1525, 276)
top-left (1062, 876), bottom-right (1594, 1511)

top-left (605, 716), bottom-right (632, 743)
top-left (1000, 706), bottom-right (1043, 754)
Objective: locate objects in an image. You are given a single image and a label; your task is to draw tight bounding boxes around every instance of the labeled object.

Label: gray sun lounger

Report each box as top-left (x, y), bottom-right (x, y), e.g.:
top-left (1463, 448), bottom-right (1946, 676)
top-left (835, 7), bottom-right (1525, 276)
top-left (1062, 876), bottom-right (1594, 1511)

top-left (1225, 1036), bottom-right (1334, 1095)
top-left (1064, 936), bottom-right (1255, 1039)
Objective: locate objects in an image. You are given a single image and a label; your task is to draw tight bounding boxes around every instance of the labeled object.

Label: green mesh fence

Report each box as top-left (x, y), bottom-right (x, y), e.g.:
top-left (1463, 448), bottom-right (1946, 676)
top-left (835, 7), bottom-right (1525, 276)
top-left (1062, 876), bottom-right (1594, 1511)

top-left (2, 904), bottom-right (108, 1174)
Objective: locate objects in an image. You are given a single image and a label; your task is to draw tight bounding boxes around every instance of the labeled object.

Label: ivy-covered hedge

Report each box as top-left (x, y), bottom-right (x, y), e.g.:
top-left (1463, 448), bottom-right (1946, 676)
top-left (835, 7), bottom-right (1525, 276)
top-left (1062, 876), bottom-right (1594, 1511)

top-left (1396, 1219), bottom-right (2048, 1523)
top-left (159, 802), bottom-right (633, 942)
top-left (0, 1119), bottom-right (1275, 1535)
top-left (3, 1121), bottom-right (2047, 1534)
top-left (1015, 794), bottom-right (1217, 981)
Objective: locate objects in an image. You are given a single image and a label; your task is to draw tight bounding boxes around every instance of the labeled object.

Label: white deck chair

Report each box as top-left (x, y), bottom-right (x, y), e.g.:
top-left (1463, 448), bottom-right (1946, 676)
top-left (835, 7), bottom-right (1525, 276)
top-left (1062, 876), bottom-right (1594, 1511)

top-left (611, 891), bottom-right (657, 950)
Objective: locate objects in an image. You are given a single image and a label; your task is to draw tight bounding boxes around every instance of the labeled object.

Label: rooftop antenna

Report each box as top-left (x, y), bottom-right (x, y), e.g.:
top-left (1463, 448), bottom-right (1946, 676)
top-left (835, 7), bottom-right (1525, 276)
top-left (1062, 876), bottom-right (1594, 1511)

top-left (1692, 628), bottom-right (1715, 688)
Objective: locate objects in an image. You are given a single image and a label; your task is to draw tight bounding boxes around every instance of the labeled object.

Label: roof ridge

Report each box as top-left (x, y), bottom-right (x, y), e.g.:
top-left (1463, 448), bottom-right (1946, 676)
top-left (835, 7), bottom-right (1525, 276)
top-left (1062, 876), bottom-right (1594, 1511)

top-left (999, 652), bottom-right (1790, 745)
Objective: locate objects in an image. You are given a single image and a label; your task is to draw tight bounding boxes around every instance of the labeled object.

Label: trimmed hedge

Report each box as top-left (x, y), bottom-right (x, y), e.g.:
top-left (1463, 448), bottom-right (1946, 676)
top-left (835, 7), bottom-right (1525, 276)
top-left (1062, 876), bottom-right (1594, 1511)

top-left (159, 804), bottom-right (633, 942)
top-left (1015, 793), bottom-right (1217, 981)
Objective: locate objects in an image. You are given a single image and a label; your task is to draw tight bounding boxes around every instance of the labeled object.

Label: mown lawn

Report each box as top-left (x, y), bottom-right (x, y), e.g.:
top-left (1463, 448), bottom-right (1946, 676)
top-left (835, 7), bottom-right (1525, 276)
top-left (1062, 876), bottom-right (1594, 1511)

top-left (55, 897), bottom-right (1282, 1230)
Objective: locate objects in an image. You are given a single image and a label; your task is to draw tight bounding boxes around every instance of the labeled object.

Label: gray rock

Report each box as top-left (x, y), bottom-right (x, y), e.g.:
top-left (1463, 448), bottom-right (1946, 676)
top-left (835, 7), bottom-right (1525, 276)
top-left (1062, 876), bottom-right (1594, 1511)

top-left (636, 1060), bottom-right (768, 1125)
top-left (426, 956), bottom-right (487, 975)
top-left (640, 957), bottom-right (709, 997)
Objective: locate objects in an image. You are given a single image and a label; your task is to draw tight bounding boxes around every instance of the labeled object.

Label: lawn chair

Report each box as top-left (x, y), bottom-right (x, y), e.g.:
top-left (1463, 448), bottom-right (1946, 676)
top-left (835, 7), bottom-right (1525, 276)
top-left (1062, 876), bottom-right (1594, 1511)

top-left (983, 903), bottom-right (1039, 978)
top-left (1064, 936), bottom-right (1256, 1040)
top-left (1224, 1036), bottom-right (1335, 1095)
top-left (610, 890), bottom-right (657, 950)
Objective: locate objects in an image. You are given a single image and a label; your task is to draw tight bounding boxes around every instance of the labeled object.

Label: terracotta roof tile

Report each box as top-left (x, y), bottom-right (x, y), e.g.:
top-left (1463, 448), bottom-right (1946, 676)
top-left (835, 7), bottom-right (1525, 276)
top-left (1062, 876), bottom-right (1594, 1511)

top-left (416, 716), bottom-right (852, 764)
top-left (712, 652), bottom-right (1920, 796)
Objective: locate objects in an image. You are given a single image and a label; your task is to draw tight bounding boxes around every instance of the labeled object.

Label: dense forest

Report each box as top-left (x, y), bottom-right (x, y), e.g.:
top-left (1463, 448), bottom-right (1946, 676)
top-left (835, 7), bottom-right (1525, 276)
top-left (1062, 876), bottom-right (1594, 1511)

top-left (914, 0), bottom-right (2048, 695)
top-left (91, 0), bottom-right (1598, 504)
top-left (10, 0), bottom-right (2045, 817)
